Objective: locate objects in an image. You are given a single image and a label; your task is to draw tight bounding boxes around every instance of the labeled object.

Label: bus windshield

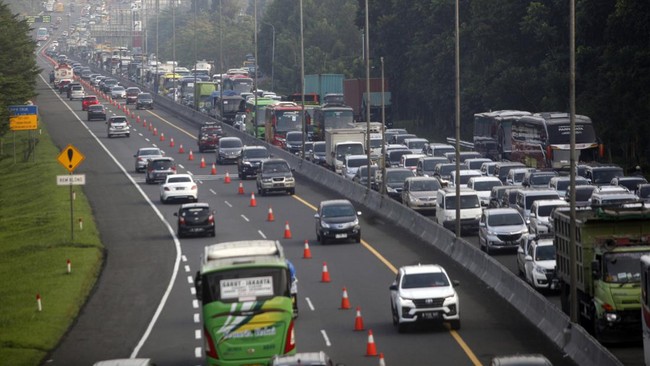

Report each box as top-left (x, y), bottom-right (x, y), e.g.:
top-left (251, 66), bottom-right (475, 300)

top-left (275, 111), bottom-right (303, 132)
top-left (323, 110), bottom-right (354, 129)
top-left (547, 122), bottom-right (597, 145)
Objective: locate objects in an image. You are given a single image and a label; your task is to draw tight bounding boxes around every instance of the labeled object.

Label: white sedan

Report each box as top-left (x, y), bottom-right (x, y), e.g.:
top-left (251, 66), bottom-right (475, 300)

top-left (160, 174), bottom-right (198, 203)
top-left (110, 85), bottom-right (127, 99)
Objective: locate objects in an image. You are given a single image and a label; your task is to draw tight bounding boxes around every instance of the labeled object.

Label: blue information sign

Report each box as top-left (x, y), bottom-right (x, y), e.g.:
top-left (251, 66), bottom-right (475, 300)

top-left (9, 105), bottom-right (38, 116)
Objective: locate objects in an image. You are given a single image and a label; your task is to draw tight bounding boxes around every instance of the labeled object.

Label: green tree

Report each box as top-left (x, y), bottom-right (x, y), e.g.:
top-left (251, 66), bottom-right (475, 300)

top-left (0, 0), bottom-right (41, 137)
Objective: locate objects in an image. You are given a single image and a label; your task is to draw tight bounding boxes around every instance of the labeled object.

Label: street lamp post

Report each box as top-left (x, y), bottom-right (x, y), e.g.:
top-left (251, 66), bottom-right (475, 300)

top-left (300, 0), bottom-right (305, 160)
top-left (364, 0), bottom-right (371, 190)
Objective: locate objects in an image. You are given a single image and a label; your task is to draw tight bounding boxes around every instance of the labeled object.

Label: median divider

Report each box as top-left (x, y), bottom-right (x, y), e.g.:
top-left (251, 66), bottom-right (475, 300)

top-left (110, 73), bottom-right (621, 366)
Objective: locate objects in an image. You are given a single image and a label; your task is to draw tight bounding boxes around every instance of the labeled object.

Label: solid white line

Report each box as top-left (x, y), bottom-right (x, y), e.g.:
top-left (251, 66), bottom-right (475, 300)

top-left (241, 214), bottom-right (250, 222)
top-left (195, 347), bottom-right (202, 358)
top-left (184, 265), bottom-right (190, 273)
top-left (194, 313), bottom-right (200, 323)
top-left (195, 329), bottom-right (201, 339)
top-left (258, 230), bottom-right (266, 239)
top-left (38, 73), bottom-right (184, 360)
top-left (187, 276), bottom-right (194, 284)
top-left (192, 300), bottom-right (199, 309)
top-left (305, 297), bottom-right (315, 311)
top-left (225, 201), bottom-right (232, 208)
top-left (320, 330), bottom-right (332, 347)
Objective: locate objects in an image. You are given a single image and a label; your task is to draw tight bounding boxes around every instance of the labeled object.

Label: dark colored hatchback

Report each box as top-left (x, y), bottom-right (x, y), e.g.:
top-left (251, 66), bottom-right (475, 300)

top-left (174, 203), bottom-right (215, 238)
top-left (87, 104), bottom-right (106, 121)
top-left (238, 146), bottom-right (270, 179)
top-left (314, 199), bottom-right (362, 244)
top-left (145, 157), bottom-right (176, 184)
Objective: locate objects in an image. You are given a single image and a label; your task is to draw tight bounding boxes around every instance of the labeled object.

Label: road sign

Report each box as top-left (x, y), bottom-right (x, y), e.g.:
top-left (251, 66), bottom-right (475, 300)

top-left (57, 174), bottom-right (86, 185)
top-left (9, 105), bottom-right (38, 131)
top-left (57, 144), bottom-right (85, 173)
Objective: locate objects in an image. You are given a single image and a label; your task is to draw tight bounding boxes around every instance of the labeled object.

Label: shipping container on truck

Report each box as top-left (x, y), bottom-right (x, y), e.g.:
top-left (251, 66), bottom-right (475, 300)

top-left (343, 78), bottom-right (391, 126)
top-left (304, 74), bottom-right (344, 102)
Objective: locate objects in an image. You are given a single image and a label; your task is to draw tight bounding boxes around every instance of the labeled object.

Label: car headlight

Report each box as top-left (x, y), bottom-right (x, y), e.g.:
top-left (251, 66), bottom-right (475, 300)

top-left (353, 218), bottom-right (359, 226)
top-left (321, 221), bottom-right (330, 229)
top-left (605, 312), bottom-right (619, 322)
top-left (262, 178), bottom-right (272, 183)
top-left (285, 177), bottom-right (295, 182)
top-left (386, 186), bottom-right (396, 193)
top-left (410, 195), bottom-right (421, 203)
top-left (534, 266), bottom-right (546, 274)
top-left (243, 161), bottom-right (252, 166)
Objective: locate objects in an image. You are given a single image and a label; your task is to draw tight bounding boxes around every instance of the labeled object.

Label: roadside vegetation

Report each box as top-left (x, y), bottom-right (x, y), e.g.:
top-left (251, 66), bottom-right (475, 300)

top-left (0, 128), bottom-right (103, 365)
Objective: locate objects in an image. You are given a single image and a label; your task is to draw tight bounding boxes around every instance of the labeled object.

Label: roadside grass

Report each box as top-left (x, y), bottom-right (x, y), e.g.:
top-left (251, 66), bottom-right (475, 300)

top-left (0, 128), bottom-right (103, 365)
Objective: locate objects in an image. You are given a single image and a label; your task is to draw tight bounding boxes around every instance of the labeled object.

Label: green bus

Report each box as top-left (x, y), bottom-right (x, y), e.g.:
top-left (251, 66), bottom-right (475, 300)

top-left (195, 240), bottom-right (296, 366)
top-left (245, 97), bottom-right (278, 139)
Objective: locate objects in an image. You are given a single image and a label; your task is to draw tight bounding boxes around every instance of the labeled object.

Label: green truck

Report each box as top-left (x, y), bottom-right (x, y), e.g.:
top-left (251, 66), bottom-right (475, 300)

top-left (553, 206), bottom-right (650, 342)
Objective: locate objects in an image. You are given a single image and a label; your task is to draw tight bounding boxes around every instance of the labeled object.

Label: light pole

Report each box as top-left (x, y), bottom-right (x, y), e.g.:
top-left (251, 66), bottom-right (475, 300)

top-left (300, 0), bottom-right (305, 160)
top-left (262, 22), bottom-right (275, 91)
top-left (172, 0), bottom-right (176, 101)
top-left (381, 56), bottom-right (386, 196)
top-left (254, 0), bottom-right (259, 138)
top-left (454, 0), bottom-right (461, 238)
top-left (364, 0), bottom-right (371, 190)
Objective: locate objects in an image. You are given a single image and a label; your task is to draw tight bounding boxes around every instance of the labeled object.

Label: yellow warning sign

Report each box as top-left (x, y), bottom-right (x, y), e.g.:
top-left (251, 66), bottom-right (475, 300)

top-left (57, 144), bottom-right (85, 173)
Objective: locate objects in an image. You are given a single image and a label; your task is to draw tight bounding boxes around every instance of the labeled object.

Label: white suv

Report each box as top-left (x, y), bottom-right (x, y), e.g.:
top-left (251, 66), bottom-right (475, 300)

top-left (389, 264), bottom-right (460, 332)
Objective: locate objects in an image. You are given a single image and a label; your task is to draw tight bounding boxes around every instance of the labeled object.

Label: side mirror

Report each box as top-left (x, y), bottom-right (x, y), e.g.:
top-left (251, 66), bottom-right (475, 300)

top-left (389, 284), bottom-right (397, 291)
top-left (525, 255), bottom-right (533, 262)
top-left (591, 260), bottom-right (601, 279)
top-left (479, 222), bottom-right (486, 227)
top-left (314, 213), bottom-right (320, 219)
top-left (517, 246), bottom-right (524, 254)
top-left (173, 212), bottom-right (178, 217)
top-left (452, 280), bottom-right (460, 287)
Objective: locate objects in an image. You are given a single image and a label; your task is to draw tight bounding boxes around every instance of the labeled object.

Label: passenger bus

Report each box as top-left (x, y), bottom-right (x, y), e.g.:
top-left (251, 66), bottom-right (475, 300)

top-left (195, 240), bottom-right (296, 365)
top-left (36, 27), bottom-right (49, 41)
top-left (264, 102), bottom-right (308, 147)
top-left (222, 74), bottom-right (253, 95)
top-left (642, 255), bottom-right (650, 366)
top-left (474, 111), bottom-right (600, 170)
top-left (312, 103), bottom-right (355, 141)
top-left (245, 96), bottom-right (278, 139)
top-left (158, 73), bottom-right (183, 96)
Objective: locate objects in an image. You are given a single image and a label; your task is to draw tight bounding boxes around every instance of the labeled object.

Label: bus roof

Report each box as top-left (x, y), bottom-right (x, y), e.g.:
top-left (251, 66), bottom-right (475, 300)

top-left (203, 240), bottom-right (284, 264)
top-left (246, 97), bottom-right (278, 106)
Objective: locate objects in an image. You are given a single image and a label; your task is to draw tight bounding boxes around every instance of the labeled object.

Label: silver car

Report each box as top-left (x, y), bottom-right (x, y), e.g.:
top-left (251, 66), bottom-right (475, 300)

top-left (134, 147), bottom-right (164, 172)
top-left (402, 176), bottom-right (440, 214)
top-left (216, 137), bottom-right (243, 165)
top-left (478, 208), bottom-right (528, 254)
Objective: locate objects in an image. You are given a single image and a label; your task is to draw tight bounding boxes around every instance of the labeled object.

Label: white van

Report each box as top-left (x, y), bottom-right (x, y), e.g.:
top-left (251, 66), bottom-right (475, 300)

top-left (515, 189), bottom-right (560, 225)
top-left (436, 187), bottom-right (482, 233)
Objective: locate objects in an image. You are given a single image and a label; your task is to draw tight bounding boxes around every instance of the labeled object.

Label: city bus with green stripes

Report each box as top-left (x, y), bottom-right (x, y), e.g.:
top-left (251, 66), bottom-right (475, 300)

top-left (245, 97), bottom-right (278, 139)
top-left (195, 240), bottom-right (296, 365)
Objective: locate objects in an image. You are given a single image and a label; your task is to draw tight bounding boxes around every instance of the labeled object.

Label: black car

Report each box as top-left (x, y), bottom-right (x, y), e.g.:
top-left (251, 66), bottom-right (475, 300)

top-left (197, 122), bottom-right (224, 153)
top-left (174, 203), bottom-right (215, 238)
top-left (136, 92), bottom-right (154, 110)
top-left (237, 146), bottom-right (270, 179)
top-left (314, 199), bottom-right (361, 244)
top-left (125, 87), bottom-right (141, 104)
top-left (145, 157), bottom-right (176, 184)
top-left (101, 78), bottom-right (118, 93)
top-left (87, 104), bottom-right (106, 121)
top-left (379, 168), bottom-right (416, 201)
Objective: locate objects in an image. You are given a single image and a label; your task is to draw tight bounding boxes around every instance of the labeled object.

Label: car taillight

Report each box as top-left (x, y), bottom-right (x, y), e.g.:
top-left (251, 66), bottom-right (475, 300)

top-left (284, 320), bottom-right (296, 354)
top-left (208, 215), bottom-right (214, 224)
top-left (191, 185), bottom-right (197, 190)
top-left (179, 217), bottom-right (185, 224)
top-left (204, 326), bottom-right (218, 359)
top-left (171, 167), bottom-right (177, 172)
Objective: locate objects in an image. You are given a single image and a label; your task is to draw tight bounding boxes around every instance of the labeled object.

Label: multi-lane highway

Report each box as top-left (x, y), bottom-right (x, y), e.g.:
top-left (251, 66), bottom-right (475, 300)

top-left (36, 53), bottom-right (603, 366)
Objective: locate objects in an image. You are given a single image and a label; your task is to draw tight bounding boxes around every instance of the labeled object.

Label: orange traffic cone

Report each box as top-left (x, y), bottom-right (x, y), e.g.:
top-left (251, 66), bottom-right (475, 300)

top-left (378, 353), bottom-right (386, 366)
top-left (250, 193), bottom-right (257, 207)
top-left (303, 240), bottom-right (312, 259)
top-left (200, 156), bottom-right (206, 168)
top-left (148, 122), bottom-right (153, 131)
top-left (366, 330), bottom-right (378, 357)
top-left (354, 306), bottom-right (365, 331)
top-left (170, 137), bottom-right (175, 148)
top-left (178, 144), bottom-right (185, 154)
top-left (136, 115), bottom-right (140, 124)
top-left (188, 150), bottom-right (194, 161)
top-left (142, 118), bottom-right (147, 127)
top-left (224, 171), bottom-right (231, 183)
top-left (267, 207), bottom-right (275, 222)
top-left (211, 163), bottom-right (217, 175)
top-left (340, 287), bottom-right (351, 309)
top-left (238, 182), bottom-right (245, 195)
top-left (153, 127), bottom-right (158, 136)
top-left (160, 132), bottom-right (165, 142)
top-left (283, 221), bottom-right (292, 239)
top-left (321, 262), bottom-right (331, 283)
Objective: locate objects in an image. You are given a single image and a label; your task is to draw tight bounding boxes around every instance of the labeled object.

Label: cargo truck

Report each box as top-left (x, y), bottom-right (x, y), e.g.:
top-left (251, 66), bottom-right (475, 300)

top-left (553, 206), bottom-right (650, 343)
top-left (193, 81), bottom-right (218, 113)
top-left (304, 74), bottom-right (344, 103)
top-left (343, 78), bottom-right (392, 127)
top-left (325, 128), bottom-right (366, 174)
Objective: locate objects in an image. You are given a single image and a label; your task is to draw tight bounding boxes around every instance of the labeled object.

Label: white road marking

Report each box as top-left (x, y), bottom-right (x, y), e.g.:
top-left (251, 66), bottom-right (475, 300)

top-left (195, 329), bottom-right (201, 339)
top-left (305, 297), bottom-right (315, 311)
top-left (182, 255), bottom-right (188, 262)
top-left (225, 201), bottom-right (232, 208)
top-left (195, 347), bottom-right (202, 358)
top-left (178, 164), bottom-right (185, 169)
top-left (194, 313), bottom-right (200, 323)
top-left (241, 214), bottom-right (249, 222)
top-left (144, 138), bottom-right (150, 142)
top-left (187, 276), bottom-right (194, 284)
top-left (258, 230), bottom-right (266, 239)
top-left (192, 300), bottom-right (199, 309)
top-left (320, 330), bottom-right (332, 347)
top-left (190, 287), bottom-right (196, 295)
top-left (209, 189), bottom-right (216, 195)
top-left (184, 265), bottom-right (190, 272)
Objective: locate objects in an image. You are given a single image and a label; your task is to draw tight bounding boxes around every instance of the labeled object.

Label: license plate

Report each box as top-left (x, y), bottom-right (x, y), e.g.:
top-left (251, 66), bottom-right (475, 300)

top-left (335, 233), bottom-right (347, 239)
top-left (190, 228), bottom-right (203, 232)
top-left (421, 312), bottom-right (439, 319)
top-left (175, 187), bottom-right (185, 190)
